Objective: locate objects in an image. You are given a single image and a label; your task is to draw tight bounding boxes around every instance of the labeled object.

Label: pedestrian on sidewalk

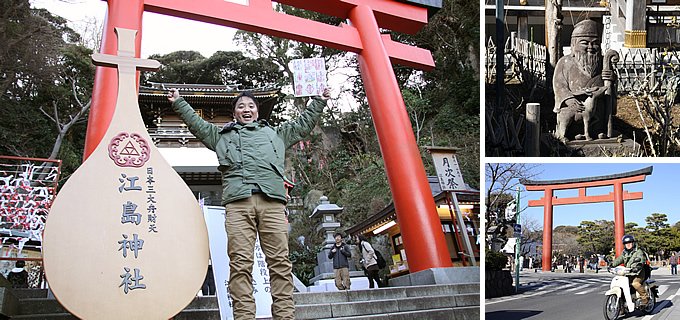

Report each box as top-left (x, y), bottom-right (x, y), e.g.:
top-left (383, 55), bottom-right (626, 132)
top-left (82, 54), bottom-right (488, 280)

top-left (670, 252), bottom-right (678, 275)
top-left (328, 232), bottom-right (351, 290)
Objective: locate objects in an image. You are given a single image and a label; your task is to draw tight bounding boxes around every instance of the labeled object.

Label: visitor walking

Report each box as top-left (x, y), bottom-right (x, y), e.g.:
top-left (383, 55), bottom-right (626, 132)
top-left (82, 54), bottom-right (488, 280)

top-left (328, 232), bottom-right (351, 290)
top-left (670, 252), bottom-right (678, 275)
top-left (356, 234), bottom-right (384, 288)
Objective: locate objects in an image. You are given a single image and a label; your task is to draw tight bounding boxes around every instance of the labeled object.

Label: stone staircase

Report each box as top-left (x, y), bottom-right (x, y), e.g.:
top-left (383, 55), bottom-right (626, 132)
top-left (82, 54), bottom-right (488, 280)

top-left (8, 283), bottom-right (479, 319)
top-left (294, 283), bottom-right (479, 320)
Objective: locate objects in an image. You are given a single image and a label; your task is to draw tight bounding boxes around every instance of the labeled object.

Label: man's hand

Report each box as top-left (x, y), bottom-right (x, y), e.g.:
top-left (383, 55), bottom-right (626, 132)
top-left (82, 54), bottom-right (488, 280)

top-left (565, 98), bottom-right (585, 113)
top-left (167, 88), bottom-right (180, 103)
top-left (589, 86), bottom-right (608, 99)
top-left (319, 87), bottom-right (331, 101)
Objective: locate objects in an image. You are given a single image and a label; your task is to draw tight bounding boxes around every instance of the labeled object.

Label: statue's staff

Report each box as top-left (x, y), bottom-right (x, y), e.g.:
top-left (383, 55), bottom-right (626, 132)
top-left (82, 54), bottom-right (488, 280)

top-left (603, 50), bottom-right (620, 138)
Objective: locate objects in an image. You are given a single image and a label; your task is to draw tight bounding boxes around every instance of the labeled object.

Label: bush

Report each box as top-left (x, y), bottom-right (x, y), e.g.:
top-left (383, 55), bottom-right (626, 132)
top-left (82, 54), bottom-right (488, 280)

top-left (486, 250), bottom-right (509, 271)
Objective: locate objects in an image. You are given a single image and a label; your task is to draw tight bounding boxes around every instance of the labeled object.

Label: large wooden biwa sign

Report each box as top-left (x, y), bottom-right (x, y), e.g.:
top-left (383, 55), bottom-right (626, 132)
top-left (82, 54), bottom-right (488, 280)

top-left (42, 28), bottom-right (209, 320)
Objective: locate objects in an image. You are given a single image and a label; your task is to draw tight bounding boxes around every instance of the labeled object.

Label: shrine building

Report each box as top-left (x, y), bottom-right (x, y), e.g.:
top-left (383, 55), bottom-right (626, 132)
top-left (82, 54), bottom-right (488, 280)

top-left (346, 177), bottom-right (480, 277)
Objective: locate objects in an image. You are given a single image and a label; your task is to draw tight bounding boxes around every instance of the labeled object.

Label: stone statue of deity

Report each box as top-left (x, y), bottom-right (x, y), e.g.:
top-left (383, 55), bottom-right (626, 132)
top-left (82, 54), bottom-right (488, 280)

top-left (553, 19), bottom-right (619, 143)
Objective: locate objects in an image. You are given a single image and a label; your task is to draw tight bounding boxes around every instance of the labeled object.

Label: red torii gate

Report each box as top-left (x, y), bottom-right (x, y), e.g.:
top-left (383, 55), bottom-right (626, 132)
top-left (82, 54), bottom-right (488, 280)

top-left (85, 0), bottom-right (452, 273)
top-left (522, 166), bottom-right (652, 272)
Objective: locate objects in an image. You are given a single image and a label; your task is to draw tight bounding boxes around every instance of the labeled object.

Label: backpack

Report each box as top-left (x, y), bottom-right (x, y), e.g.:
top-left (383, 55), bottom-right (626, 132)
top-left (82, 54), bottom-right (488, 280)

top-left (362, 241), bottom-right (387, 269)
top-left (375, 249), bottom-right (387, 269)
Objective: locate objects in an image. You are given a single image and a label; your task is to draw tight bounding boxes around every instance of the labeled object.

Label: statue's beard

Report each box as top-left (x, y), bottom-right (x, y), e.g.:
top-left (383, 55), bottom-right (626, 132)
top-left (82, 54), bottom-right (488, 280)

top-left (574, 51), bottom-right (601, 78)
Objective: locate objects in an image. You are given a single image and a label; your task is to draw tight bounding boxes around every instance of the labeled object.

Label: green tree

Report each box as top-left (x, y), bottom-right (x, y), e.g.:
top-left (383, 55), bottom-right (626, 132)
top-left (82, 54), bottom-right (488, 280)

top-left (577, 220), bottom-right (615, 255)
top-left (644, 213), bottom-right (672, 257)
top-left (1, 1), bottom-right (93, 181)
top-left (143, 50), bottom-right (281, 89)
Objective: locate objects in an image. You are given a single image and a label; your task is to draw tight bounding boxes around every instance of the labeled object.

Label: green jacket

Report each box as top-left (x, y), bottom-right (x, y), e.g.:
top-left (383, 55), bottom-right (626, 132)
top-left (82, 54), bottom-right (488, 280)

top-left (610, 245), bottom-right (647, 276)
top-left (171, 97), bottom-right (326, 204)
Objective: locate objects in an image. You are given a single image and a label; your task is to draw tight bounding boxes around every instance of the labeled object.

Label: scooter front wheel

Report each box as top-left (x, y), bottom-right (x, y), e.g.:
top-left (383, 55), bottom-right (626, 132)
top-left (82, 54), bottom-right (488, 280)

top-left (603, 294), bottom-right (621, 320)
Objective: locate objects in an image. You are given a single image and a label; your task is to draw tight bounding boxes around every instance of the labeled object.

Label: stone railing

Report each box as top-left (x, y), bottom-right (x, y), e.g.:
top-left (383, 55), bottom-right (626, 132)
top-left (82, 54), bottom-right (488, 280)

top-left (485, 38), bottom-right (680, 95)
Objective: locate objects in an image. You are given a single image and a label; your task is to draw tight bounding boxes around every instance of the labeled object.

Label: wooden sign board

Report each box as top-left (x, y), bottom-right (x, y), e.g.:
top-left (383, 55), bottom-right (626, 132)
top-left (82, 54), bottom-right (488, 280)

top-left (42, 28), bottom-right (209, 320)
top-left (426, 147), bottom-right (466, 192)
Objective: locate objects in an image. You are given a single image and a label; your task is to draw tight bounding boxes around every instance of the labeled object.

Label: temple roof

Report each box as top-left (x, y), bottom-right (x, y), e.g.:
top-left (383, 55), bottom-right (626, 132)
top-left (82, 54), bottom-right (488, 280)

top-left (345, 176), bottom-right (479, 236)
top-left (138, 82), bottom-right (282, 120)
top-left (521, 166), bottom-right (653, 186)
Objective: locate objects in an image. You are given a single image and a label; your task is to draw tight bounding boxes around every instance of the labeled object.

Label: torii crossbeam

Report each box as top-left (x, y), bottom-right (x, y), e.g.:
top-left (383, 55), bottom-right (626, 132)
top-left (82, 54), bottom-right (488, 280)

top-left (522, 166), bottom-right (652, 272)
top-left (86, 0), bottom-right (452, 273)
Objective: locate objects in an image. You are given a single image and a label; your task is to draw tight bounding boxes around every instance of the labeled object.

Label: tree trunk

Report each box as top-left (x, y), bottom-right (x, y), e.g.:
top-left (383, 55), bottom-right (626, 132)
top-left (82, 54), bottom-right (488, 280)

top-left (49, 131), bottom-right (66, 160)
top-left (545, 0), bottom-right (563, 83)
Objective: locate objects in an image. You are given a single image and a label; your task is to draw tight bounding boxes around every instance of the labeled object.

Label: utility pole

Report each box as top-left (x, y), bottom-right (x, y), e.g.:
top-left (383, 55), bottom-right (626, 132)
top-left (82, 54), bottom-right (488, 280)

top-left (514, 187), bottom-right (522, 293)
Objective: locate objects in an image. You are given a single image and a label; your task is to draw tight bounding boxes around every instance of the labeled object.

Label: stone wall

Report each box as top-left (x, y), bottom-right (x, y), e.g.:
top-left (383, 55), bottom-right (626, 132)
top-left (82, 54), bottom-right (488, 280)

top-left (485, 270), bottom-right (513, 298)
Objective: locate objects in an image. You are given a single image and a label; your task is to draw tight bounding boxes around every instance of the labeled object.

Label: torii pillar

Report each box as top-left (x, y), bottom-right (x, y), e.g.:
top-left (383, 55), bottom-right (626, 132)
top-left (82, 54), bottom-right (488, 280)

top-left (85, 0), bottom-right (452, 273)
top-left (522, 166), bottom-right (652, 271)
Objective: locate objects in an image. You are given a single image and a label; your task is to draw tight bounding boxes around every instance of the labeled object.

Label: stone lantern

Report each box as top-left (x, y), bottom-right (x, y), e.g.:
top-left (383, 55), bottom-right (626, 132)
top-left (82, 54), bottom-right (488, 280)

top-left (309, 196), bottom-right (343, 277)
top-left (310, 196), bottom-right (343, 249)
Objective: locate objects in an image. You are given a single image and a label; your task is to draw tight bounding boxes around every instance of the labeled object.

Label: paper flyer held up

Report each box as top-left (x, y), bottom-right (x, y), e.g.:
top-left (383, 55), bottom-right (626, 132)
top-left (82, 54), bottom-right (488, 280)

top-left (289, 57), bottom-right (327, 97)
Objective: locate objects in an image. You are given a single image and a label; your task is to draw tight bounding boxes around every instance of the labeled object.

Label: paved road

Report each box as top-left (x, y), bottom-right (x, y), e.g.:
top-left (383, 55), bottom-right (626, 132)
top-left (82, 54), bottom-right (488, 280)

top-left (486, 268), bottom-right (680, 320)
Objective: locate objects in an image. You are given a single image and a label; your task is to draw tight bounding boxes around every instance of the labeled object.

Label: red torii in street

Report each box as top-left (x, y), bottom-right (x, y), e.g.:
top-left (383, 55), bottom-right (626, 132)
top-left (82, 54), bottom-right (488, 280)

top-left (85, 0), bottom-right (452, 273)
top-left (522, 166), bottom-right (652, 272)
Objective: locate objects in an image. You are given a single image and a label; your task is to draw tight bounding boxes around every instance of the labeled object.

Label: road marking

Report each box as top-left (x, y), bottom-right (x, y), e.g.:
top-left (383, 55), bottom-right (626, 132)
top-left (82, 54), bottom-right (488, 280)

top-left (641, 288), bottom-right (680, 320)
top-left (641, 299), bottom-right (671, 320)
top-left (565, 286), bottom-right (582, 292)
top-left (658, 285), bottom-right (669, 296)
top-left (575, 287), bottom-right (598, 295)
top-left (486, 283), bottom-right (580, 305)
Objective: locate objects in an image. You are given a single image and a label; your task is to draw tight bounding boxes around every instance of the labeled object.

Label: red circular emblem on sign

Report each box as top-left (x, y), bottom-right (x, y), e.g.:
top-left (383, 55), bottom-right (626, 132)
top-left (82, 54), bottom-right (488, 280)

top-left (108, 132), bottom-right (150, 167)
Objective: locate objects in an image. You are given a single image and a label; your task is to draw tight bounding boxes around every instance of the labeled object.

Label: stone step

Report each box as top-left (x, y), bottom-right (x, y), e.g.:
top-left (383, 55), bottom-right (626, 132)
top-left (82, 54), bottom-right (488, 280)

top-left (18, 299), bottom-right (66, 315)
top-left (15, 296), bottom-right (218, 316)
top-left (11, 304), bottom-right (480, 320)
top-left (318, 306), bottom-right (480, 320)
top-left (11, 283), bottom-right (479, 319)
top-left (13, 306), bottom-right (479, 320)
top-left (294, 293), bottom-right (479, 319)
top-left (172, 309), bottom-right (222, 320)
top-left (12, 289), bottom-right (48, 300)
top-left (294, 283), bottom-right (478, 305)
top-left (11, 313), bottom-right (77, 320)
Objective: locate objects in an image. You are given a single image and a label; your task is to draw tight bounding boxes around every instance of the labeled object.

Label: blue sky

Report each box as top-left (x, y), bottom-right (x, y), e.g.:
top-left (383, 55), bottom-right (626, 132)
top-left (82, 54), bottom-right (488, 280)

top-left (491, 163), bottom-right (680, 229)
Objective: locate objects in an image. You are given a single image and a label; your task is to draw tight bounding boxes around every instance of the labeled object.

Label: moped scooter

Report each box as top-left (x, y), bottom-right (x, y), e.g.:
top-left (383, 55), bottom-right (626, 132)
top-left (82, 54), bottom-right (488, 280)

top-left (603, 266), bottom-right (658, 320)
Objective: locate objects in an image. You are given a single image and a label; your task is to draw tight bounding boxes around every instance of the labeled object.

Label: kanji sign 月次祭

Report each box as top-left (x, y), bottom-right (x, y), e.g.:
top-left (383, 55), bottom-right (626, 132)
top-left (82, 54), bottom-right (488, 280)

top-left (429, 147), bottom-right (466, 191)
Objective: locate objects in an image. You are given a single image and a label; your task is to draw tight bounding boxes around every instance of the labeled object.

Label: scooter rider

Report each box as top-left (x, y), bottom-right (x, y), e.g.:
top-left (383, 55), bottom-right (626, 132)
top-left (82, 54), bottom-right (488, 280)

top-left (609, 234), bottom-right (649, 306)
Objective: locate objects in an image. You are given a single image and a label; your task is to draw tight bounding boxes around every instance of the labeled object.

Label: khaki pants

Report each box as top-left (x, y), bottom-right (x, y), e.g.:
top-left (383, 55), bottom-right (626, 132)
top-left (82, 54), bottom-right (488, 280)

top-left (630, 268), bottom-right (648, 304)
top-left (334, 268), bottom-right (350, 290)
top-left (225, 194), bottom-right (294, 320)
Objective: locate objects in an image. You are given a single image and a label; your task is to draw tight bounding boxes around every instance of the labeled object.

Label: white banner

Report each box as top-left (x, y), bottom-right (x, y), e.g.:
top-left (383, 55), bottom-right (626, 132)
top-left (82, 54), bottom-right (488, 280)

top-left (202, 205), bottom-right (273, 319)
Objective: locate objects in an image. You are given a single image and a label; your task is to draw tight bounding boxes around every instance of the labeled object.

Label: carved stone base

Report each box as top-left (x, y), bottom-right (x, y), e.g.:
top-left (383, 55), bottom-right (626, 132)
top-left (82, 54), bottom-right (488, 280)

top-left (542, 135), bottom-right (642, 157)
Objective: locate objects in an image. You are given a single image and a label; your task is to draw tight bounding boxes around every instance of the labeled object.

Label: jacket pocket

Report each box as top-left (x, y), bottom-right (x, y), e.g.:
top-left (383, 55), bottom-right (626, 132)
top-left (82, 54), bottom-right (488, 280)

top-left (216, 139), bottom-right (236, 172)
